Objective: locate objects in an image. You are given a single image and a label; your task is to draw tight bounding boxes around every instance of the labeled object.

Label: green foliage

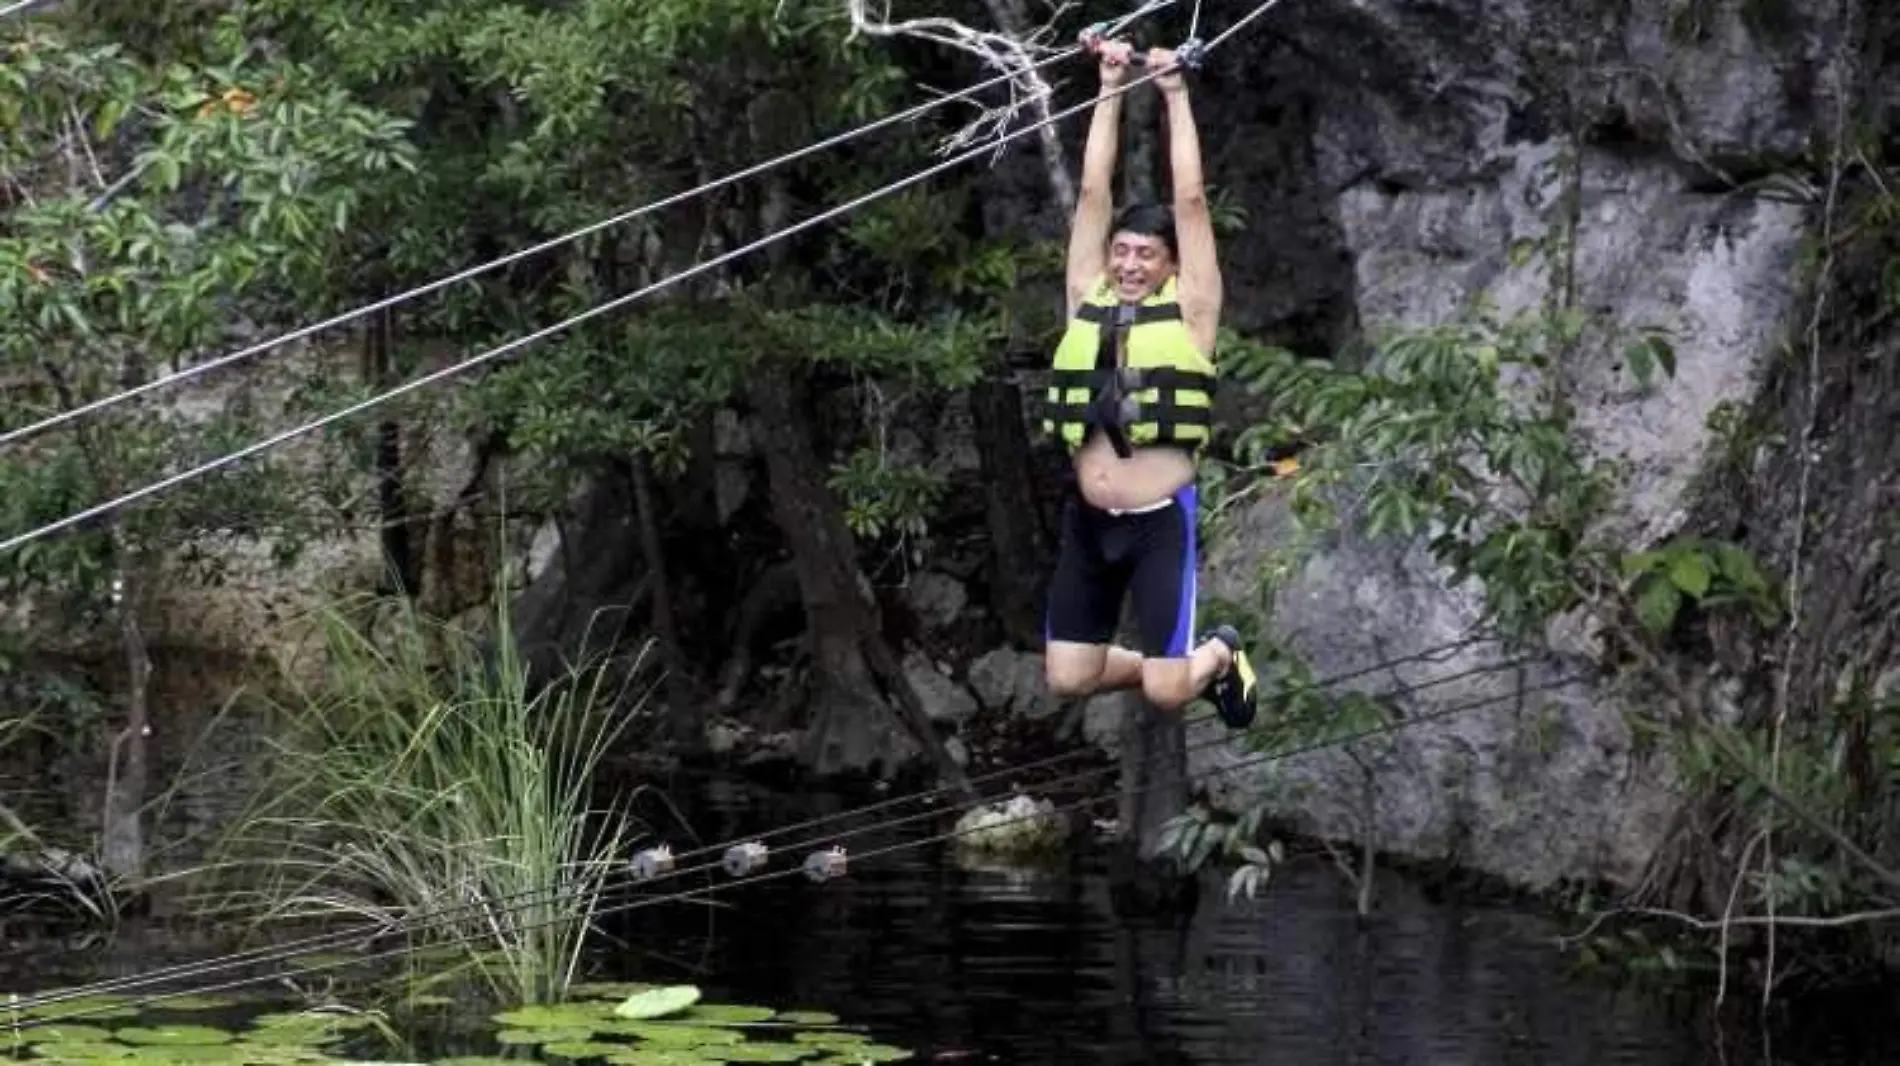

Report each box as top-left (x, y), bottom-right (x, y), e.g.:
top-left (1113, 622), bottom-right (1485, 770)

top-left (211, 589), bottom-right (645, 1005)
top-left (0, 10), bottom-right (415, 620)
top-left (827, 447), bottom-right (946, 545)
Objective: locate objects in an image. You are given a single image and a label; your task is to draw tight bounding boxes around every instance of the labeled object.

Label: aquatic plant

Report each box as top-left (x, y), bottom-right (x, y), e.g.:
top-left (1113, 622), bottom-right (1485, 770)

top-left (208, 587), bottom-right (649, 1004)
top-left (0, 985), bottom-right (913, 1066)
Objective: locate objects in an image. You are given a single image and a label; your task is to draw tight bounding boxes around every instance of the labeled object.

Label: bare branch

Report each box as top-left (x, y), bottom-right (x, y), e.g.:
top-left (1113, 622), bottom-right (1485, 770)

top-left (841, 0), bottom-right (1071, 159)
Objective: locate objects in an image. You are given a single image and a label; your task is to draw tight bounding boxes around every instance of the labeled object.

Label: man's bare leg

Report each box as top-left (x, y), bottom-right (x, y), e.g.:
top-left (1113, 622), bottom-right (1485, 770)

top-left (1046, 640), bottom-right (1145, 699)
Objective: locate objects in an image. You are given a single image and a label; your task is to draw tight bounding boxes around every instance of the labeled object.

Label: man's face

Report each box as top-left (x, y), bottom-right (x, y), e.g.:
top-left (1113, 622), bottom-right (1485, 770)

top-left (1108, 230), bottom-right (1175, 303)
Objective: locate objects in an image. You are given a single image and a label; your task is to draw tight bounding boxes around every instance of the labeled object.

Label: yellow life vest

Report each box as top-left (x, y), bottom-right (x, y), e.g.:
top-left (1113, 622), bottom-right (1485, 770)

top-left (1040, 275), bottom-right (1216, 456)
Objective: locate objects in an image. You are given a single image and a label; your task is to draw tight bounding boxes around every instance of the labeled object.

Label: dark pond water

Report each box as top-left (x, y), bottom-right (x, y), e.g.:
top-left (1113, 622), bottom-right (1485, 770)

top-left (5, 773), bottom-right (1898, 1066)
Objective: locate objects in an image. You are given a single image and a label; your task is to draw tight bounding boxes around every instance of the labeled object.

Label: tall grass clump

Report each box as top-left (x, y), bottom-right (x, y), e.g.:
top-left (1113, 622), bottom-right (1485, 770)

top-left (216, 589), bottom-right (650, 1005)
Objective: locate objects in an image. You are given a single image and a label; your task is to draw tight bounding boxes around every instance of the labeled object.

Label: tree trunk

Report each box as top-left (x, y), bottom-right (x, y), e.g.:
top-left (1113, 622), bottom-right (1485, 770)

top-left (969, 378), bottom-right (1051, 647)
top-left (745, 373), bottom-right (973, 796)
top-left (101, 560), bottom-right (151, 886)
top-left (1117, 690), bottom-right (1188, 859)
top-left (627, 455), bottom-right (698, 747)
top-left (363, 305), bottom-right (419, 596)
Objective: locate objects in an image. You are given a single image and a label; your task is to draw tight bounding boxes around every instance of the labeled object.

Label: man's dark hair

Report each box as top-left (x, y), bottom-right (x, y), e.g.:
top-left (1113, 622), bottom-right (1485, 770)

top-left (1111, 201), bottom-right (1177, 256)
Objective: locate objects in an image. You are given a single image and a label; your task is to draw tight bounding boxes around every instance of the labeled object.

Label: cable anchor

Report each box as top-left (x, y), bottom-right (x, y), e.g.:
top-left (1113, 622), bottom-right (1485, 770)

top-left (1175, 37), bottom-right (1208, 71)
top-left (629, 845), bottom-right (675, 882)
top-left (802, 846), bottom-right (848, 883)
top-left (722, 841), bottom-right (770, 877)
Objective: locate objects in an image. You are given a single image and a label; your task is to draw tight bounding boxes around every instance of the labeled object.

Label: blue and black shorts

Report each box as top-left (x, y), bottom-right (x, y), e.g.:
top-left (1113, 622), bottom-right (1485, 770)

top-left (1043, 483), bottom-right (1200, 659)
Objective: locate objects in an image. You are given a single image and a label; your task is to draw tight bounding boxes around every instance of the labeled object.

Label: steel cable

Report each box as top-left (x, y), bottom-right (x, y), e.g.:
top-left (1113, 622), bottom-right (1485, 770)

top-left (7, 638), bottom-right (1535, 1010)
top-left (3, 666), bottom-right (1592, 1031)
top-left (0, 1), bottom-right (1175, 449)
top-left (7, 631), bottom-right (1504, 1012)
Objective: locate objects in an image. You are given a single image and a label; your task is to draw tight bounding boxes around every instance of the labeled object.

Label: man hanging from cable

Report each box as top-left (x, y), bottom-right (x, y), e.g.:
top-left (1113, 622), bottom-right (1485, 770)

top-left (1038, 29), bottom-right (1258, 729)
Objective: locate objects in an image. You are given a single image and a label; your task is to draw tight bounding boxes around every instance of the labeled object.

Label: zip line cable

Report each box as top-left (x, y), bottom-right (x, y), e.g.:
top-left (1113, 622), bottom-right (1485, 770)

top-left (1, 667), bottom-right (1592, 1031)
top-left (0, 0), bottom-right (1285, 555)
top-left (7, 632), bottom-right (1508, 1013)
top-left (0, 0), bottom-right (1177, 451)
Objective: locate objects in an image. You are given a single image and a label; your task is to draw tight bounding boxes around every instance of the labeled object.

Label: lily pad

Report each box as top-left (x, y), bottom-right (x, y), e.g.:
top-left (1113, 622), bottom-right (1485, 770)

top-left (539, 1042), bottom-right (625, 1060)
top-left (494, 1028), bottom-right (594, 1047)
top-left (20, 1023), bottom-right (118, 1043)
top-left (611, 987), bottom-right (700, 1022)
top-left (14, 996), bottom-right (141, 1023)
top-left (679, 1007), bottom-right (774, 1027)
top-left (150, 996), bottom-right (239, 1013)
top-left (23, 1040), bottom-right (138, 1059)
top-left (769, 1014), bottom-right (837, 1028)
top-left (790, 1034), bottom-right (865, 1047)
top-left (400, 995), bottom-right (455, 1009)
top-left (708, 1046), bottom-right (812, 1063)
top-left (567, 984), bottom-right (655, 1001)
top-left (601, 1052), bottom-right (707, 1066)
top-left (116, 1026), bottom-right (236, 1047)
top-left (491, 1006), bottom-right (608, 1030)
top-left (434, 1058), bottom-right (527, 1066)
top-left (607, 1023), bottom-right (742, 1046)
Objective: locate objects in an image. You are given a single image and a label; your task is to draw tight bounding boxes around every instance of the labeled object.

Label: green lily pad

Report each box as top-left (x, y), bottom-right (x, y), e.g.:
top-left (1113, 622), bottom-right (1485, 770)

top-left (680, 1007), bottom-right (775, 1027)
top-left (24, 1040), bottom-right (138, 1059)
top-left (769, 1014), bottom-right (837, 1028)
top-left (20, 1023), bottom-right (118, 1043)
top-left (494, 1028), bottom-right (594, 1047)
top-left (151, 996), bottom-right (239, 1013)
top-left (707, 1046), bottom-right (812, 1063)
top-left (491, 1006), bottom-right (608, 1030)
top-left (611, 987), bottom-right (700, 1021)
top-left (230, 1045), bottom-right (331, 1066)
top-left (539, 1043), bottom-right (625, 1060)
top-left (401, 995), bottom-right (455, 1009)
top-left (790, 1034), bottom-right (865, 1046)
top-left (244, 1012), bottom-right (370, 1045)
top-left (568, 984), bottom-right (655, 1001)
top-left (602, 1051), bottom-right (707, 1066)
top-left (14, 997), bottom-right (141, 1023)
top-left (434, 1058), bottom-right (529, 1066)
top-left (116, 1026), bottom-right (235, 1047)
top-left (608, 1023), bottom-right (742, 1046)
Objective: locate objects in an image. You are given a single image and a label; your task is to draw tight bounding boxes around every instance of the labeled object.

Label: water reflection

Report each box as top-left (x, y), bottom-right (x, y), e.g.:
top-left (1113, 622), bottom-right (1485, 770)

top-left (3, 775), bottom-right (1895, 1066)
top-left (605, 777), bottom-right (1885, 1066)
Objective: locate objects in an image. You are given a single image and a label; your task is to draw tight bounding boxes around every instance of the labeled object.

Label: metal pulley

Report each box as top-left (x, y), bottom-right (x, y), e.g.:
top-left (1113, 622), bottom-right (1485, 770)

top-left (722, 841), bottom-right (770, 877)
top-left (802, 846), bottom-right (848, 883)
top-left (629, 845), bottom-right (675, 882)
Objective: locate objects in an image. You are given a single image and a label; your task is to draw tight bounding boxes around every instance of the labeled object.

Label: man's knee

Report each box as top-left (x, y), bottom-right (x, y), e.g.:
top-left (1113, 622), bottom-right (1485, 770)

top-left (1046, 644), bottom-right (1107, 698)
top-left (1141, 659), bottom-right (1196, 711)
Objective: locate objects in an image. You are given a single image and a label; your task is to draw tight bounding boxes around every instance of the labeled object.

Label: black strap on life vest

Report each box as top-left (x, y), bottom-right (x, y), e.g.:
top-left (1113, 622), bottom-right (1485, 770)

top-left (1075, 301), bottom-right (1184, 327)
top-left (1045, 366), bottom-right (1215, 453)
top-left (1094, 303), bottom-right (1137, 457)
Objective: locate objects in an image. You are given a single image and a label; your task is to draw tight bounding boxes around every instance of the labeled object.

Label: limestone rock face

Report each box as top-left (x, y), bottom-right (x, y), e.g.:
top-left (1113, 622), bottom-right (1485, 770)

top-left (1178, 0), bottom-right (1856, 890)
